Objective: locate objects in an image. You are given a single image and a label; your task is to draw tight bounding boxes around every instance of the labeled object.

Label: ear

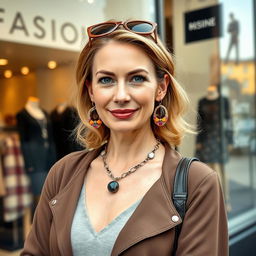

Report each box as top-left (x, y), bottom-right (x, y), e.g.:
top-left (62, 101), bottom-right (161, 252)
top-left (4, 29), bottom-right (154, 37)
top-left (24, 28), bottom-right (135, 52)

top-left (86, 80), bottom-right (94, 102)
top-left (155, 74), bottom-right (169, 101)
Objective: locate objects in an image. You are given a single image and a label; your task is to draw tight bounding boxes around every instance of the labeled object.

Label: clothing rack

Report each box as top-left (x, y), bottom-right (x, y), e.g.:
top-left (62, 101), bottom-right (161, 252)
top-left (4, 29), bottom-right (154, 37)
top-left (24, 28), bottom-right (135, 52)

top-left (0, 131), bottom-right (32, 250)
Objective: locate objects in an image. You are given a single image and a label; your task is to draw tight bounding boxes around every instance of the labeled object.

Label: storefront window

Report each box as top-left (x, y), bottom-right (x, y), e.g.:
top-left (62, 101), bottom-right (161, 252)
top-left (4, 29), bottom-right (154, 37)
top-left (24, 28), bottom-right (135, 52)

top-left (0, 0), bottom-right (156, 249)
top-left (172, 0), bottom-right (256, 237)
top-left (219, 0), bottom-right (256, 233)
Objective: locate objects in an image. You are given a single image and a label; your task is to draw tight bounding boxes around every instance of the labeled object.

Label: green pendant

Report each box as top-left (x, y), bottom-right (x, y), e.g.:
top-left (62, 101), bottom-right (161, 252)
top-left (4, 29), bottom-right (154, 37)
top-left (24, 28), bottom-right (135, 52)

top-left (107, 181), bottom-right (119, 193)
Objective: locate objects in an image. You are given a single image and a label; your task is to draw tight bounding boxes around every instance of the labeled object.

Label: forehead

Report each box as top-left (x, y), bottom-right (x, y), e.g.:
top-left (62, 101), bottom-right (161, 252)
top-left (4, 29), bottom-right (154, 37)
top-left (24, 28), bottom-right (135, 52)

top-left (92, 41), bottom-right (155, 73)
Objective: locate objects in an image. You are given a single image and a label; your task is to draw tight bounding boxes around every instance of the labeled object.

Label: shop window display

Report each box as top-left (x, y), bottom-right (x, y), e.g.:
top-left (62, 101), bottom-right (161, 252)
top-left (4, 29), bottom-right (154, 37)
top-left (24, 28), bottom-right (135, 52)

top-left (0, 0), bottom-right (157, 251)
top-left (0, 118), bottom-right (33, 249)
top-left (195, 85), bottom-right (233, 212)
top-left (185, 0), bottom-right (256, 226)
top-left (219, 0), bottom-right (256, 224)
top-left (169, 0), bottom-right (256, 253)
top-left (51, 103), bottom-right (83, 160)
top-left (0, 96), bottom-right (86, 250)
top-left (16, 97), bottom-right (57, 196)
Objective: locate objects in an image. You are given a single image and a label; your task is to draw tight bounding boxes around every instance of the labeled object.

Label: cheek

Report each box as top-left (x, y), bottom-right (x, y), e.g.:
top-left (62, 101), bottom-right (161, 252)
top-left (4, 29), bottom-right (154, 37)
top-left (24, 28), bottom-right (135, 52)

top-left (92, 87), bottom-right (110, 105)
top-left (135, 89), bottom-right (156, 105)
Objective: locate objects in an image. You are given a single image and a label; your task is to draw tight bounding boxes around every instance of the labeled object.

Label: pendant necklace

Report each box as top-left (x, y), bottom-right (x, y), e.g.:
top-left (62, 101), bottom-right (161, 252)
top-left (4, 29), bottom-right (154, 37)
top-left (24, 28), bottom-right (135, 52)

top-left (100, 140), bottom-right (161, 193)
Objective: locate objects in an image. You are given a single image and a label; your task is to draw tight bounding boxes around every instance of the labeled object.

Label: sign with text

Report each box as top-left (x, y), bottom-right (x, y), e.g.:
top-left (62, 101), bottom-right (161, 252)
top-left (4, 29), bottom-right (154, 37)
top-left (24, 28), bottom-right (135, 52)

top-left (0, 0), bottom-right (104, 52)
top-left (0, 0), bottom-right (156, 51)
top-left (184, 4), bottom-right (222, 44)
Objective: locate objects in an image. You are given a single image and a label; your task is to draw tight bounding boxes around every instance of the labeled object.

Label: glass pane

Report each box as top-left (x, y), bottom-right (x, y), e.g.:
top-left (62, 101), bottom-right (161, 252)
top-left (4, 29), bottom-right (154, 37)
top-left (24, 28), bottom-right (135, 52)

top-left (219, 0), bottom-right (256, 218)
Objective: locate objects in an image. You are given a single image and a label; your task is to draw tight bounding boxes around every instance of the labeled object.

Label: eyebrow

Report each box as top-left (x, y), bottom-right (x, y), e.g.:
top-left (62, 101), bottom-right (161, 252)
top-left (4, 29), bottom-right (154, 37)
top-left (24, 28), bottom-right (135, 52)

top-left (95, 68), bottom-right (149, 76)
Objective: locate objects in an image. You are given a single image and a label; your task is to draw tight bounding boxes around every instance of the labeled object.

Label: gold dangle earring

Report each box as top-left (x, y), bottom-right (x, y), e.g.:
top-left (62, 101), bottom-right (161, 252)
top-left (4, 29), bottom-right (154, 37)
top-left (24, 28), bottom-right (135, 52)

top-left (153, 101), bottom-right (168, 126)
top-left (88, 104), bottom-right (102, 128)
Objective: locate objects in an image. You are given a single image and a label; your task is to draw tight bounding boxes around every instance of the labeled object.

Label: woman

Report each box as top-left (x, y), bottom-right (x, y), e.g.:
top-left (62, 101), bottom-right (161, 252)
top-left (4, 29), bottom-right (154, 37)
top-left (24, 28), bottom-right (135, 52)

top-left (21, 20), bottom-right (228, 256)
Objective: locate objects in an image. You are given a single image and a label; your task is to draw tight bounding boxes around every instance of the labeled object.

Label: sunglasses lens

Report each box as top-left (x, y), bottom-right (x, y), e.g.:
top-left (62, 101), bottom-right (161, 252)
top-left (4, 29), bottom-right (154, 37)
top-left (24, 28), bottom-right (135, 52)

top-left (90, 23), bottom-right (116, 35)
top-left (127, 21), bottom-right (153, 33)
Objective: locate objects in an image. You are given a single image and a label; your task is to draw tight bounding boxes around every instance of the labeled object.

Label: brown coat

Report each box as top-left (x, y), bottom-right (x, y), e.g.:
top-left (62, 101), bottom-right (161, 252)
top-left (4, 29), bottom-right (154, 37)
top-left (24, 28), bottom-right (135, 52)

top-left (21, 144), bottom-right (228, 256)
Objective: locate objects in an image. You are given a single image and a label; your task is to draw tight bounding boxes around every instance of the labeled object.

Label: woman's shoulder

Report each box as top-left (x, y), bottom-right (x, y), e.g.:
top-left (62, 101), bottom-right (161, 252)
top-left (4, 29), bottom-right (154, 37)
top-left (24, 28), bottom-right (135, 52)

top-left (45, 149), bottom-right (97, 191)
top-left (51, 149), bottom-right (89, 172)
top-left (189, 160), bottom-right (215, 182)
top-left (187, 160), bottom-right (219, 203)
top-left (164, 146), bottom-right (217, 189)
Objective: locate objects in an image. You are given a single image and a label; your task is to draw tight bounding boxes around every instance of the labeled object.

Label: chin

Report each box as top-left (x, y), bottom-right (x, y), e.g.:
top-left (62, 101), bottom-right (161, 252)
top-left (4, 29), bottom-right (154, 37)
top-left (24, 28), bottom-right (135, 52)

top-left (106, 121), bottom-right (146, 134)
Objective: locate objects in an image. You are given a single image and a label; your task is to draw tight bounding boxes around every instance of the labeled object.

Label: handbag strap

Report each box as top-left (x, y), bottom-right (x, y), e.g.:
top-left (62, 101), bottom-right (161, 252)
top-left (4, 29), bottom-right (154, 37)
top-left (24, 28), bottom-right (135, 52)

top-left (172, 157), bottom-right (199, 256)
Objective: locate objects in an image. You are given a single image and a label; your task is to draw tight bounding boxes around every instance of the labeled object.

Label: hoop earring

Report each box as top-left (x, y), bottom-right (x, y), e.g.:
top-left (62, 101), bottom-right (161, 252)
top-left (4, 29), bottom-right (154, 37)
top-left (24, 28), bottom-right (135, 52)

top-left (88, 105), bottom-right (102, 128)
top-left (153, 102), bottom-right (168, 126)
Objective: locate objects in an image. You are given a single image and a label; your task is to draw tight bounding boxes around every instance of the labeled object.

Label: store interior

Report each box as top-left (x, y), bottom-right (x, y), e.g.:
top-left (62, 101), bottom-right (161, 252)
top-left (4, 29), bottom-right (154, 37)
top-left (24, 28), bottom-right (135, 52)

top-left (0, 41), bottom-right (79, 116)
top-left (0, 40), bottom-right (82, 252)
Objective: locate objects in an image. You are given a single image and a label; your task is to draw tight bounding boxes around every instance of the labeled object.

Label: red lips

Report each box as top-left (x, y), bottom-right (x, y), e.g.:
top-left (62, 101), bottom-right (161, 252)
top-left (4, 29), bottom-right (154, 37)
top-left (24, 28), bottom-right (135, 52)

top-left (109, 109), bottom-right (138, 119)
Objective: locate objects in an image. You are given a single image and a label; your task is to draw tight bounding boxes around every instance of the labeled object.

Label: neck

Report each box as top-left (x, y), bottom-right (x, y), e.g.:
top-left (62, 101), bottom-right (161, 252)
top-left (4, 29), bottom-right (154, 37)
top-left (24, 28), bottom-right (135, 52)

top-left (105, 126), bottom-right (160, 175)
top-left (206, 90), bottom-right (219, 100)
top-left (25, 100), bottom-right (40, 109)
top-left (57, 102), bottom-right (67, 114)
top-left (25, 100), bottom-right (45, 120)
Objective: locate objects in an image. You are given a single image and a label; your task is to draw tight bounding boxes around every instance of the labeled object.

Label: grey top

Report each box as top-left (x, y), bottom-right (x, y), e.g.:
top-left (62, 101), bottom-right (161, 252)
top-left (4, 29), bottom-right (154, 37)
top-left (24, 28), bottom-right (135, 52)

top-left (71, 184), bottom-right (141, 256)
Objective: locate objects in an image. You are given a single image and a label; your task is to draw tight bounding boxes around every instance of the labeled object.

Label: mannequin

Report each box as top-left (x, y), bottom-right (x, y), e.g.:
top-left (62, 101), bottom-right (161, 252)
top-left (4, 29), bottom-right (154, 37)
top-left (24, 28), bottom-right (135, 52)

top-left (16, 97), bottom-right (56, 197)
top-left (25, 97), bottom-right (45, 120)
top-left (206, 85), bottom-right (219, 100)
top-left (196, 85), bottom-right (232, 211)
top-left (56, 102), bottom-right (68, 114)
top-left (51, 103), bottom-right (83, 160)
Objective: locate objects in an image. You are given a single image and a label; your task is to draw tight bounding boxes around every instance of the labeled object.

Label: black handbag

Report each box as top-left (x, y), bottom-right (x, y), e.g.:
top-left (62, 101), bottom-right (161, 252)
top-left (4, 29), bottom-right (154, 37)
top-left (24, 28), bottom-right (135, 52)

top-left (172, 157), bottom-right (199, 256)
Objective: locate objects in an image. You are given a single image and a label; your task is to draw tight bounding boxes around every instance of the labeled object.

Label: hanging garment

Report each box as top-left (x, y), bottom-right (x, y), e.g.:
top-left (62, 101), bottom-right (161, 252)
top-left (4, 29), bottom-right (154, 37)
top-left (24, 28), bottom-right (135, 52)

top-left (0, 158), bottom-right (6, 196)
top-left (1, 134), bottom-right (32, 222)
top-left (16, 109), bottom-right (56, 195)
top-left (51, 106), bottom-right (83, 160)
top-left (195, 97), bottom-right (233, 163)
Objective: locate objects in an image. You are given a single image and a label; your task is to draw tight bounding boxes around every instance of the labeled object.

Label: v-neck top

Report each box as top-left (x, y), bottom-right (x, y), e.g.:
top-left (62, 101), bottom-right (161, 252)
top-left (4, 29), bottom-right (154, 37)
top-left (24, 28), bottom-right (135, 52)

top-left (71, 184), bottom-right (141, 256)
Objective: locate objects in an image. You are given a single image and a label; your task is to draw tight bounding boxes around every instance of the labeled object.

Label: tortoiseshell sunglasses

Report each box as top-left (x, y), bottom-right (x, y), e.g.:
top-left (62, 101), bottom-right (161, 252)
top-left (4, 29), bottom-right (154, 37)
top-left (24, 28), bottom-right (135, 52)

top-left (87, 20), bottom-right (158, 46)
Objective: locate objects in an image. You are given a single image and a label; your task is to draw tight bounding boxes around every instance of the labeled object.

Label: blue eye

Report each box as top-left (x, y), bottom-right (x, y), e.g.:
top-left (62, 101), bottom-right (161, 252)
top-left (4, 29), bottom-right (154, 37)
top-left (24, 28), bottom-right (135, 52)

top-left (99, 77), bottom-right (114, 84)
top-left (131, 75), bottom-right (146, 83)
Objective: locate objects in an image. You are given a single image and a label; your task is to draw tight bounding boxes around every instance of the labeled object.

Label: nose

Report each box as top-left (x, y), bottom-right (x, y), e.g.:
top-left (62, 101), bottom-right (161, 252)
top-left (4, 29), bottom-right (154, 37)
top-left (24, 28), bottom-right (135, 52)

top-left (113, 81), bottom-right (131, 103)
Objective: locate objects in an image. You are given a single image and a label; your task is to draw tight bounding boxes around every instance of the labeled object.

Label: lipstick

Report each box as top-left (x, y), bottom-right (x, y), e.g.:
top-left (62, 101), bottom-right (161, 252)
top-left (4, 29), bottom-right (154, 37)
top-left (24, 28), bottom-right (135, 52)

top-left (110, 109), bottom-right (137, 119)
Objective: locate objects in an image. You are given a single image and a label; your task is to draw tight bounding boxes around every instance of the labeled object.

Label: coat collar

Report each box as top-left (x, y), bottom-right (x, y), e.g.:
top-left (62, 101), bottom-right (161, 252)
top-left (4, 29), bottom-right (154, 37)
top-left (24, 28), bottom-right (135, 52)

top-left (48, 148), bottom-right (101, 256)
top-left (111, 144), bottom-right (182, 256)
top-left (49, 144), bottom-right (182, 256)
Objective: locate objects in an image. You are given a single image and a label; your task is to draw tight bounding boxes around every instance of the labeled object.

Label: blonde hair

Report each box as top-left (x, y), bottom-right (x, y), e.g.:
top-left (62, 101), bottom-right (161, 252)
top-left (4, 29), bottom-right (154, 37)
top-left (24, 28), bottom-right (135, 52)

top-left (76, 27), bottom-right (194, 149)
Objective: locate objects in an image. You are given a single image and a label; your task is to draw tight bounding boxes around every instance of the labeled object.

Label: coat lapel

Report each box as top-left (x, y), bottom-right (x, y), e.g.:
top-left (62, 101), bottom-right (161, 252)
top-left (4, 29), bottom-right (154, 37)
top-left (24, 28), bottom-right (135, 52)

top-left (111, 145), bottom-right (182, 256)
top-left (48, 144), bottom-right (181, 256)
top-left (48, 148), bottom-right (102, 256)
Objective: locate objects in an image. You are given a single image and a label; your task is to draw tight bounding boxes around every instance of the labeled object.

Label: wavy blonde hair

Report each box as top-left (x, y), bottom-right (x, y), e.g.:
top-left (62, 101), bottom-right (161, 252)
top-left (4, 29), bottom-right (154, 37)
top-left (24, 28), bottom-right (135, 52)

top-left (76, 26), bottom-right (195, 149)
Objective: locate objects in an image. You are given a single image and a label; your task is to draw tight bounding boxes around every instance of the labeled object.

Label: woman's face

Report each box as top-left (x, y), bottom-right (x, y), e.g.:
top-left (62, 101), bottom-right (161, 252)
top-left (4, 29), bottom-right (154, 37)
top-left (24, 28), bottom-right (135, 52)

top-left (88, 41), bottom-right (168, 133)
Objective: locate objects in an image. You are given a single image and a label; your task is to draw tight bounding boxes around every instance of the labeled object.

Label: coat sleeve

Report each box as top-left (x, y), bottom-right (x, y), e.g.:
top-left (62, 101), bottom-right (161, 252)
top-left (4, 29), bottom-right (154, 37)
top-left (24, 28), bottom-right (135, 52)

top-left (176, 168), bottom-right (229, 255)
top-left (20, 164), bottom-right (59, 256)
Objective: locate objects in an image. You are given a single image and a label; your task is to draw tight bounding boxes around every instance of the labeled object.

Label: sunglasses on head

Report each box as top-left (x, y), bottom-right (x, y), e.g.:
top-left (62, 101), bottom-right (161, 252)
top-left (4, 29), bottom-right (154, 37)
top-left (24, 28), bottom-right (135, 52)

top-left (87, 20), bottom-right (158, 46)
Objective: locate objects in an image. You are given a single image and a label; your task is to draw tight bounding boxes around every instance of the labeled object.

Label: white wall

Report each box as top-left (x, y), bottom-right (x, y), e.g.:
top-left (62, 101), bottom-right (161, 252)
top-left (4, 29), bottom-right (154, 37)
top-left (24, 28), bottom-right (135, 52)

top-left (0, 62), bottom-right (77, 116)
top-left (0, 73), bottom-right (37, 116)
top-left (36, 63), bottom-right (77, 112)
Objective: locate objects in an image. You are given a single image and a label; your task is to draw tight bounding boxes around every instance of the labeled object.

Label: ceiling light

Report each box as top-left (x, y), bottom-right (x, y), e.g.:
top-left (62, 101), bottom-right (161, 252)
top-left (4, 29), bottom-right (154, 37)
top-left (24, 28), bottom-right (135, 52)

top-left (21, 66), bottom-right (30, 75)
top-left (87, 0), bottom-right (94, 3)
top-left (0, 59), bottom-right (8, 65)
top-left (4, 70), bottom-right (12, 78)
top-left (48, 61), bottom-right (57, 69)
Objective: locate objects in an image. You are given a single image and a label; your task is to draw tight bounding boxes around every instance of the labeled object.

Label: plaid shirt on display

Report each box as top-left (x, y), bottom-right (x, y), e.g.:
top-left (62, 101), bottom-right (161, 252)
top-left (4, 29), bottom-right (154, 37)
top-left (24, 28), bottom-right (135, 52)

top-left (1, 134), bottom-right (32, 222)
